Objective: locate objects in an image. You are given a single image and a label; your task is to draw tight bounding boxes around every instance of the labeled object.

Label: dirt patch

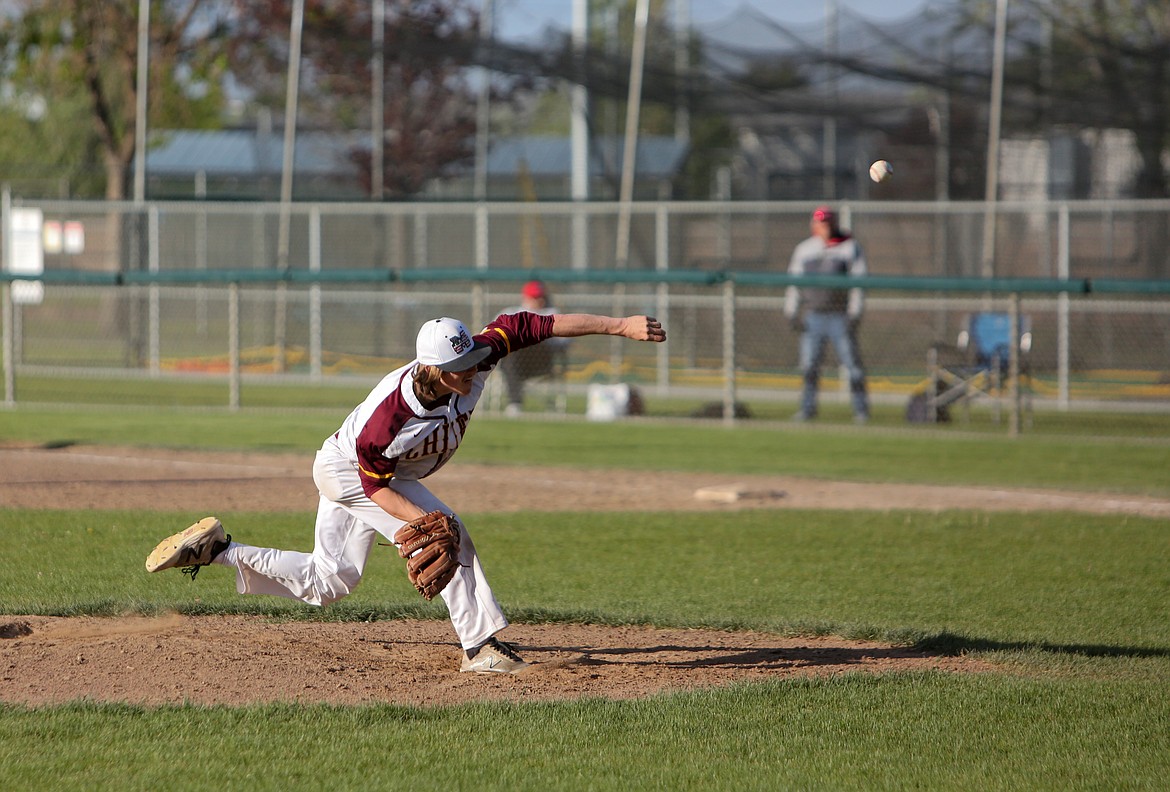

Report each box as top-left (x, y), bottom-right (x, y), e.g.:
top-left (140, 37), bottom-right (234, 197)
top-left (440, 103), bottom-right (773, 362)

top-left (0, 615), bottom-right (992, 708)
top-left (2, 443), bottom-right (1169, 517)
top-left (1, 442), bottom-right (1162, 708)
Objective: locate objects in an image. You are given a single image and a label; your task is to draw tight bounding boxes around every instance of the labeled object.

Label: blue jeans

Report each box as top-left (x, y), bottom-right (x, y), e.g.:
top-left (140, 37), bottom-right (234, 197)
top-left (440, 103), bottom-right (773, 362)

top-left (798, 312), bottom-right (869, 418)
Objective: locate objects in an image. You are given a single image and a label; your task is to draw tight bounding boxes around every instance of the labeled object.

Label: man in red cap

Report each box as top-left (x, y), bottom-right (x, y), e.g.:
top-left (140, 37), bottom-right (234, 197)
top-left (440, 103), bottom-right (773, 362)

top-left (500, 280), bottom-right (569, 415)
top-left (783, 206), bottom-right (870, 423)
top-left (521, 280), bottom-right (546, 302)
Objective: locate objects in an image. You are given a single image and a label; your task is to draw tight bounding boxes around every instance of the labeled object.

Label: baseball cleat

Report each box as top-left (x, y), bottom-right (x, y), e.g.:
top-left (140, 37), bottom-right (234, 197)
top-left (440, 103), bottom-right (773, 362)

top-left (145, 517), bottom-right (231, 579)
top-left (460, 637), bottom-right (530, 675)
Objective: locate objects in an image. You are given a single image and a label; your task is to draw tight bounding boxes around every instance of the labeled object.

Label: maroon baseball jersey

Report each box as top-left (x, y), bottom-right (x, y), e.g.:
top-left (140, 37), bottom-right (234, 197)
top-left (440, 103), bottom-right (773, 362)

top-left (332, 311), bottom-right (555, 498)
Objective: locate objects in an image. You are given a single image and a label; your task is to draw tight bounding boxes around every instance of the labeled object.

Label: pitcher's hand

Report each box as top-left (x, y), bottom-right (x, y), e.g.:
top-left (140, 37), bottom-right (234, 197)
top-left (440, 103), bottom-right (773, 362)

top-left (621, 316), bottom-right (666, 342)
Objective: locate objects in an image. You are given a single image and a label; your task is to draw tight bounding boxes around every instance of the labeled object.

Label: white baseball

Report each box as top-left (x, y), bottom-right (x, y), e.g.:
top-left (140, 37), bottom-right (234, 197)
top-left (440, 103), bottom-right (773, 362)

top-left (869, 160), bottom-right (892, 183)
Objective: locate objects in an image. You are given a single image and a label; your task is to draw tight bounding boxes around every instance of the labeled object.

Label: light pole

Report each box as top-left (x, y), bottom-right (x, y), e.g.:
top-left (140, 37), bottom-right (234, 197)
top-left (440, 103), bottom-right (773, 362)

top-left (474, 0), bottom-right (494, 201)
top-left (570, 0), bottom-right (589, 271)
top-left (372, 0), bottom-right (385, 200)
top-left (980, 0), bottom-right (1008, 279)
top-left (823, 0), bottom-right (838, 199)
top-left (275, 0), bottom-right (305, 372)
top-left (615, 0), bottom-right (649, 270)
top-left (134, 0), bottom-right (149, 204)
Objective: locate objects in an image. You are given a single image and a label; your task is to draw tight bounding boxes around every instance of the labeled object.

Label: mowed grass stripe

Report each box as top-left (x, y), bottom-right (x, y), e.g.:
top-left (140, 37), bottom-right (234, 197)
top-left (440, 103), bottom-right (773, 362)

top-left (1, 509), bottom-right (1167, 664)
top-left (1, 675), bottom-right (1168, 791)
top-left (2, 406), bottom-right (1170, 496)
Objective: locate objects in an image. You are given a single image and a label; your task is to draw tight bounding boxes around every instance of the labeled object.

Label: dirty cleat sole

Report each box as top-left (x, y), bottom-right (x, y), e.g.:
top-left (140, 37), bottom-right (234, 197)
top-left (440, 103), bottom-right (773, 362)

top-left (145, 517), bottom-right (227, 573)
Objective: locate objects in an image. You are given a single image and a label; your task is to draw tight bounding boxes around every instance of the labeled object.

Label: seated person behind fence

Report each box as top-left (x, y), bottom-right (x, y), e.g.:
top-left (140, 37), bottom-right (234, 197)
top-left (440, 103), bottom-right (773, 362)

top-left (500, 280), bottom-right (569, 415)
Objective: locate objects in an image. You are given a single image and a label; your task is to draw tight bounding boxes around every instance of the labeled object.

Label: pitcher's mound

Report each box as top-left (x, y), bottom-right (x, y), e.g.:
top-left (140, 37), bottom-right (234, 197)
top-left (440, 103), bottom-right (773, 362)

top-left (0, 615), bottom-right (991, 708)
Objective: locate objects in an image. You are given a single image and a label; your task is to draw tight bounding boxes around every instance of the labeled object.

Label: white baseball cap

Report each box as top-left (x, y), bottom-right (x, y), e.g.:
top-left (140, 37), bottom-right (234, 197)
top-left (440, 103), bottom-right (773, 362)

top-left (415, 317), bottom-right (492, 372)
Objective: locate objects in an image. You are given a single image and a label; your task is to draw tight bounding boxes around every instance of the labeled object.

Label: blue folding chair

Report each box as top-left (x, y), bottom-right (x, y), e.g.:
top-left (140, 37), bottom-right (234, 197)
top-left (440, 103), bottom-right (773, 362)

top-left (926, 312), bottom-right (1032, 423)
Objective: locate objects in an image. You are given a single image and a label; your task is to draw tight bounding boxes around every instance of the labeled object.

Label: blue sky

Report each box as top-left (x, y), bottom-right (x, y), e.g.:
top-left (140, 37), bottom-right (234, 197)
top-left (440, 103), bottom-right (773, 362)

top-left (494, 0), bottom-right (929, 40)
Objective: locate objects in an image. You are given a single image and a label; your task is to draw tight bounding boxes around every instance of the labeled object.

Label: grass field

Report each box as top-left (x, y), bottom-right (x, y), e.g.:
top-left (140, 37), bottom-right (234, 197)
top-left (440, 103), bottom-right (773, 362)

top-left (3, 404), bottom-right (1170, 496)
top-left (9, 372), bottom-right (1170, 438)
top-left (1, 408), bottom-right (1169, 790)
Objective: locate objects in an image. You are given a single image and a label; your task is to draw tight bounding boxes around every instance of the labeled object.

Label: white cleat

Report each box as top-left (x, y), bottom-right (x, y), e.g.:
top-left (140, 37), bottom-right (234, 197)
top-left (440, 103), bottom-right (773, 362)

top-left (460, 637), bottom-right (530, 674)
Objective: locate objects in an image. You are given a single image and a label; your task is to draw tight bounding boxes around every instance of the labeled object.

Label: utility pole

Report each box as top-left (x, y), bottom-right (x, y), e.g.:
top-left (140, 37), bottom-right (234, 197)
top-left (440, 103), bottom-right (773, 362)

top-left (980, 0), bottom-right (1008, 280)
top-left (822, 0), bottom-right (838, 199)
top-left (474, 0), bottom-right (494, 201)
top-left (275, 0), bottom-right (305, 372)
top-left (615, 0), bottom-right (650, 269)
top-left (570, 0), bottom-right (589, 271)
top-left (673, 0), bottom-right (690, 145)
top-left (372, 0), bottom-right (385, 200)
top-left (134, 0), bottom-right (149, 204)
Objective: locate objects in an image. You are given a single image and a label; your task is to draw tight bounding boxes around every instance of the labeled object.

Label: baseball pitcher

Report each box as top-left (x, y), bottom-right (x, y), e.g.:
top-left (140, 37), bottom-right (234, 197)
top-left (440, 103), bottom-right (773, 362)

top-left (146, 310), bottom-right (665, 675)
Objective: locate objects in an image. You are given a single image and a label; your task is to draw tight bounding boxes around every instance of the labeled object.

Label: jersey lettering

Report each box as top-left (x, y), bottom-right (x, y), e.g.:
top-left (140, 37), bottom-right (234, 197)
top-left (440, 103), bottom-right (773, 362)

top-left (401, 412), bottom-right (471, 467)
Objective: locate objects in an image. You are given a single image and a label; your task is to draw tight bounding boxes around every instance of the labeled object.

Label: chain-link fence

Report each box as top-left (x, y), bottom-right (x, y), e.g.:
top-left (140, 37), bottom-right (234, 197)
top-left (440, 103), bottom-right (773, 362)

top-left (3, 197), bottom-right (1169, 432)
top-left (11, 197), bottom-right (1170, 277)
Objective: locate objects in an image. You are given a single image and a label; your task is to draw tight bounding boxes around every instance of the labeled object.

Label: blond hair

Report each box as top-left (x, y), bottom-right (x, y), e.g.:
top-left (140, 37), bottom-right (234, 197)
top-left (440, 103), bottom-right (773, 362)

top-left (412, 364), bottom-right (445, 403)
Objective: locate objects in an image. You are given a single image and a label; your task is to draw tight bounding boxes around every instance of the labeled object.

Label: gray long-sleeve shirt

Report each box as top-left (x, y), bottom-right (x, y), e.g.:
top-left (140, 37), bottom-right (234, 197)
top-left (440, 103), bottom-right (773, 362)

top-left (783, 234), bottom-right (867, 319)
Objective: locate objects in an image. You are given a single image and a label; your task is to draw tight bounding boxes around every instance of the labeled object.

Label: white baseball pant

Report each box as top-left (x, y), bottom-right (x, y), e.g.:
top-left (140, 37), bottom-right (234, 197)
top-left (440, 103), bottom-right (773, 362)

top-left (215, 446), bottom-right (509, 650)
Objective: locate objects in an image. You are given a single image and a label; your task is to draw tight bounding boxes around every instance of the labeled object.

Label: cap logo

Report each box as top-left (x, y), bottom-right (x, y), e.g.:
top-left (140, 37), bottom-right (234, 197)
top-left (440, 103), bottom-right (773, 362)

top-left (448, 328), bottom-right (473, 356)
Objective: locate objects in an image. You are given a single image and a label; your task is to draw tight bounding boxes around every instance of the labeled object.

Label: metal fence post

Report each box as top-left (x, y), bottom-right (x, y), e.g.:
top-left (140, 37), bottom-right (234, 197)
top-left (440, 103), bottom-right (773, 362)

top-left (655, 203), bottom-right (670, 395)
top-left (2, 282), bottom-right (13, 406)
top-left (309, 206), bottom-right (322, 381)
top-left (413, 211), bottom-right (427, 269)
top-left (1, 186), bottom-right (11, 406)
top-left (229, 282), bottom-right (240, 411)
top-left (148, 205), bottom-right (160, 377)
top-left (1057, 202), bottom-right (1070, 410)
top-left (195, 171), bottom-right (208, 334)
top-left (473, 203), bottom-right (488, 331)
top-left (926, 345), bottom-right (939, 422)
top-left (722, 277), bottom-right (736, 424)
top-left (1009, 291), bottom-right (1020, 437)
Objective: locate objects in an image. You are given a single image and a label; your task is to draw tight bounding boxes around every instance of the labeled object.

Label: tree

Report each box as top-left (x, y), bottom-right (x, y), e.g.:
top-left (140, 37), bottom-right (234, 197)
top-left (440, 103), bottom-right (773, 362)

top-left (1015, 0), bottom-right (1170, 198)
top-left (490, 0), bottom-right (742, 199)
top-left (826, 0), bottom-right (1170, 200)
top-left (0, 0), bottom-right (230, 199)
top-left (226, 0), bottom-right (522, 198)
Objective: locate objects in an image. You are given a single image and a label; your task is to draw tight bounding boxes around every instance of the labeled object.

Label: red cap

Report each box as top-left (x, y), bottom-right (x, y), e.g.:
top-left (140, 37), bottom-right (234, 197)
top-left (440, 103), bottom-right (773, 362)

top-left (522, 280), bottom-right (546, 300)
top-left (812, 206), bottom-right (837, 224)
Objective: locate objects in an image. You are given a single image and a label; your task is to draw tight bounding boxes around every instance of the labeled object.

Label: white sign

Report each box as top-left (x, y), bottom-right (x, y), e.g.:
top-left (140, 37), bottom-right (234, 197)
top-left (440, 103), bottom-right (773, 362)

top-left (6, 207), bottom-right (44, 305)
top-left (43, 220), bottom-right (63, 254)
top-left (63, 221), bottom-right (85, 254)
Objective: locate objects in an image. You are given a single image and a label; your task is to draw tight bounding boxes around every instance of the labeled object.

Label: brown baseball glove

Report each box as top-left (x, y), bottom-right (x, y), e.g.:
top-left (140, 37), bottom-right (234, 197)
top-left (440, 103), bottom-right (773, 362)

top-left (392, 511), bottom-right (462, 601)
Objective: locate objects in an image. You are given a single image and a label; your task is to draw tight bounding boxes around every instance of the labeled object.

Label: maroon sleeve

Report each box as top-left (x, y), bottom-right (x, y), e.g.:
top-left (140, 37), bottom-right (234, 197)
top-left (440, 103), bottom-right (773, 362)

top-left (475, 311), bottom-right (556, 367)
top-left (354, 390), bottom-right (413, 497)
